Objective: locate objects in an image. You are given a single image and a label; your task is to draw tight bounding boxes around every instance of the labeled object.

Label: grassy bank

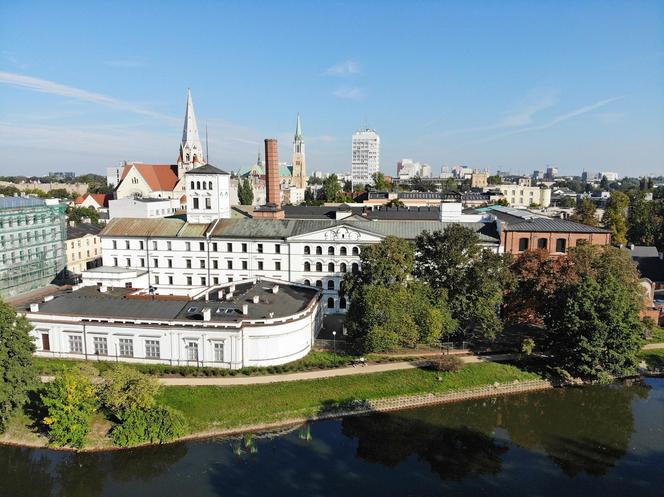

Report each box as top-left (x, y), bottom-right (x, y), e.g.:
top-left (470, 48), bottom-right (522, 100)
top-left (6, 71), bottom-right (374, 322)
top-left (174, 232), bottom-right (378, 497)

top-left (641, 349), bottom-right (664, 371)
top-left (157, 362), bottom-right (541, 432)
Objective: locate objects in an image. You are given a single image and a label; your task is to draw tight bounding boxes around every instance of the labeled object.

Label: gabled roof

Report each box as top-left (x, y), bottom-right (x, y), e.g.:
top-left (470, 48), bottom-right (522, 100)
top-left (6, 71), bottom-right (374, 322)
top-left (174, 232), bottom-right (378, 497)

top-left (505, 218), bottom-right (611, 233)
top-left (67, 223), bottom-right (103, 240)
top-left (120, 164), bottom-right (179, 192)
top-left (75, 193), bottom-right (113, 207)
top-left (186, 164), bottom-right (229, 175)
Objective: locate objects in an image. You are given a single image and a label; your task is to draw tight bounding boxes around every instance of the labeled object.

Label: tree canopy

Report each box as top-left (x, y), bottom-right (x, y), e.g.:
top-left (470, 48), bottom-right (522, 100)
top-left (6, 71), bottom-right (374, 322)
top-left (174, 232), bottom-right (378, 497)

top-left (569, 198), bottom-right (598, 226)
top-left (237, 178), bottom-right (254, 206)
top-left (602, 191), bottom-right (629, 245)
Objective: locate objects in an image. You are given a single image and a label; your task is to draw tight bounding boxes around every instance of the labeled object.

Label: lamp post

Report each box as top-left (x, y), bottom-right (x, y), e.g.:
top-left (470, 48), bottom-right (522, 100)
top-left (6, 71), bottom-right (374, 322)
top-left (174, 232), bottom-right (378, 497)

top-left (332, 331), bottom-right (337, 355)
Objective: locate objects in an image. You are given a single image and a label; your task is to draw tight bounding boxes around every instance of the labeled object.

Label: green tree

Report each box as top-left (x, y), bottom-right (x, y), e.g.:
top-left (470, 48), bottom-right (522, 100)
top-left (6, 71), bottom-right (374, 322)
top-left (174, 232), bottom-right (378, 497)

top-left (371, 172), bottom-right (389, 191)
top-left (558, 196), bottom-right (577, 208)
top-left (99, 365), bottom-right (160, 420)
top-left (487, 175), bottom-right (502, 185)
top-left (569, 198), bottom-right (598, 226)
top-left (322, 174), bottom-right (341, 202)
top-left (67, 206), bottom-right (100, 225)
top-left (237, 178), bottom-right (254, 205)
top-left (41, 369), bottom-right (98, 448)
top-left (110, 406), bottom-right (187, 447)
top-left (385, 198), bottom-right (405, 208)
top-left (0, 300), bottom-right (37, 433)
top-left (627, 192), bottom-right (661, 247)
top-left (414, 226), bottom-right (511, 339)
top-left (602, 191), bottom-right (629, 245)
top-left (599, 175), bottom-right (609, 190)
top-left (344, 236), bottom-right (414, 290)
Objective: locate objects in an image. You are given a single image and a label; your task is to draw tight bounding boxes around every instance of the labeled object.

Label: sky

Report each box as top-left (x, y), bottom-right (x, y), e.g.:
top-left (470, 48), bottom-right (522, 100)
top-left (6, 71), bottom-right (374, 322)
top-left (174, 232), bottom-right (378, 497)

top-left (0, 0), bottom-right (663, 178)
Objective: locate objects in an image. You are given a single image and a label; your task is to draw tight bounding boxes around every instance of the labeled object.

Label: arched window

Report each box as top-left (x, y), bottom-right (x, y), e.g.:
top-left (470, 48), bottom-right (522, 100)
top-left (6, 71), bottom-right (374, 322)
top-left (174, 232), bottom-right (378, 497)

top-left (316, 262), bottom-right (323, 272)
top-left (340, 246), bottom-right (347, 256)
top-left (352, 263), bottom-right (359, 274)
top-left (304, 262), bottom-right (311, 271)
top-left (556, 238), bottom-right (567, 253)
top-left (202, 181), bottom-right (206, 190)
top-left (328, 262), bottom-right (335, 272)
top-left (196, 181), bottom-right (201, 190)
top-left (327, 280), bottom-right (335, 290)
top-left (518, 238), bottom-right (529, 252)
top-left (537, 238), bottom-right (548, 249)
top-left (339, 298), bottom-right (347, 309)
top-left (328, 246), bottom-right (334, 255)
top-left (304, 246), bottom-right (311, 255)
top-left (304, 279), bottom-right (311, 286)
top-left (315, 280), bottom-right (323, 288)
top-left (327, 297), bottom-right (335, 309)
top-left (352, 246), bottom-right (359, 256)
top-left (208, 181), bottom-right (213, 190)
top-left (190, 181), bottom-right (194, 189)
top-left (316, 246), bottom-right (323, 255)
top-left (340, 262), bottom-right (347, 272)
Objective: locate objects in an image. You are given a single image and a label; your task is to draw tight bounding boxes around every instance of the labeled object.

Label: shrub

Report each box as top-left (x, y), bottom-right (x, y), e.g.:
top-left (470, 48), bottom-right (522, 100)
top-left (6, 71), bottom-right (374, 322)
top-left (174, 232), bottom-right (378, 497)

top-left (41, 369), bottom-right (98, 448)
top-left (110, 406), bottom-right (188, 447)
top-left (99, 365), bottom-right (159, 419)
top-left (430, 355), bottom-right (462, 372)
top-left (521, 337), bottom-right (536, 356)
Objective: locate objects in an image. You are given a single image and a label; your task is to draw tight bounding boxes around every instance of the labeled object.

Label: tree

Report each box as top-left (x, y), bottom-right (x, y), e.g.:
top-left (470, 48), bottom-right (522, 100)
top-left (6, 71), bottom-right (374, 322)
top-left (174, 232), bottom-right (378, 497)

top-left (602, 191), bottom-right (629, 245)
top-left (558, 196), bottom-right (577, 209)
top-left (342, 179), bottom-right (353, 192)
top-left (67, 206), bottom-right (100, 225)
top-left (322, 174), bottom-right (341, 202)
top-left (569, 198), bottom-right (598, 226)
top-left (487, 175), bottom-right (502, 185)
top-left (414, 226), bottom-right (511, 339)
top-left (385, 198), bottom-right (405, 208)
top-left (627, 192), bottom-right (662, 247)
top-left (110, 405), bottom-right (187, 447)
top-left (0, 300), bottom-right (37, 433)
top-left (237, 178), bottom-right (254, 205)
top-left (599, 175), bottom-right (609, 190)
top-left (99, 365), bottom-right (160, 420)
top-left (547, 245), bottom-right (645, 382)
top-left (41, 369), bottom-right (98, 447)
top-left (344, 236), bottom-right (414, 291)
top-left (371, 172), bottom-right (389, 191)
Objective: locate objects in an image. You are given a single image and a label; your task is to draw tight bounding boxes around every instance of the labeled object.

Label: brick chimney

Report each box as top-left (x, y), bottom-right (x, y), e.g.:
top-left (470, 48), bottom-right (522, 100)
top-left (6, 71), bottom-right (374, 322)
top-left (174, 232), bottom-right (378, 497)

top-left (265, 138), bottom-right (280, 206)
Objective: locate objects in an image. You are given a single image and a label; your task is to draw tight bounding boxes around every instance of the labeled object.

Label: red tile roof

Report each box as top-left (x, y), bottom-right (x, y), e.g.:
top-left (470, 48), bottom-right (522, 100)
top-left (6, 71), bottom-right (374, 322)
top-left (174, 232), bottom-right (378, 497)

top-left (120, 163), bottom-right (179, 192)
top-left (74, 193), bottom-right (113, 207)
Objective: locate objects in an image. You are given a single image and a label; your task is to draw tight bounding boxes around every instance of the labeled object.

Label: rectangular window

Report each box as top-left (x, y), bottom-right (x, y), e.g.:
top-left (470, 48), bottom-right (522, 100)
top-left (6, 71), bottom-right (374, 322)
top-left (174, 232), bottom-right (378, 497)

top-left (257, 243), bottom-right (263, 253)
top-left (186, 276), bottom-right (193, 286)
top-left (227, 260), bottom-right (233, 270)
top-left (213, 259), bottom-right (218, 269)
top-left (193, 198), bottom-right (199, 209)
top-left (119, 338), bottom-right (133, 357)
top-left (126, 258), bottom-right (131, 267)
top-left (258, 261), bottom-right (264, 270)
top-left (93, 337), bottom-right (108, 356)
top-left (69, 335), bottom-right (83, 354)
top-left (167, 241), bottom-right (172, 251)
top-left (125, 241), bottom-right (130, 250)
top-left (187, 342), bottom-right (199, 361)
top-left (275, 244), bottom-right (281, 254)
top-left (168, 276), bottom-right (174, 285)
top-left (242, 243), bottom-right (248, 253)
top-left (214, 342), bottom-right (224, 362)
top-left (112, 240), bottom-right (117, 249)
top-left (205, 198), bottom-right (212, 209)
top-left (186, 242), bottom-right (191, 251)
top-left (154, 275), bottom-right (160, 285)
top-left (213, 277), bottom-right (219, 285)
top-left (139, 258), bottom-right (145, 267)
top-left (145, 340), bottom-right (160, 358)
top-left (200, 260), bottom-right (206, 269)
top-left (201, 277), bottom-right (207, 286)
top-left (113, 257), bottom-right (118, 267)
top-left (167, 259), bottom-right (173, 268)
top-left (139, 240), bottom-right (144, 250)
top-left (186, 259), bottom-right (192, 269)
top-left (152, 241), bottom-right (158, 250)
top-left (199, 242), bottom-right (205, 251)
top-left (242, 260), bottom-right (248, 270)
top-left (275, 261), bottom-right (281, 271)
top-left (153, 258), bottom-right (158, 268)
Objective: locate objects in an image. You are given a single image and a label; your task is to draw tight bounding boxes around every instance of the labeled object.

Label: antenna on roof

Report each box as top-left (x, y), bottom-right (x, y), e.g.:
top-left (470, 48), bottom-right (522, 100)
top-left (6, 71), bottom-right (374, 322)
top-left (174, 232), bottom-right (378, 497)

top-left (205, 121), bottom-right (209, 164)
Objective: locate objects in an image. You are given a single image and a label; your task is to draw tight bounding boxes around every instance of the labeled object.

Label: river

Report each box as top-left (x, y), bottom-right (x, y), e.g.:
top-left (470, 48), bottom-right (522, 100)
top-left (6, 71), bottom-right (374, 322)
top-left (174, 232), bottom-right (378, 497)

top-left (1, 378), bottom-right (663, 497)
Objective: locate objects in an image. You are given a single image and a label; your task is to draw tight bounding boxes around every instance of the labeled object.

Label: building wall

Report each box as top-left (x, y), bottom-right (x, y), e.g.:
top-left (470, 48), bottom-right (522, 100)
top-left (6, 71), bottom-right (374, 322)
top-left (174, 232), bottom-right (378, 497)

top-left (66, 233), bottom-right (101, 275)
top-left (0, 199), bottom-right (67, 298)
top-left (185, 173), bottom-right (230, 223)
top-left (352, 129), bottom-right (380, 185)
top-left (109, 198), bottom-right (181, 219)
top-left (499, 185), bottom-right (551, 207)
top-left (502, 230), bottom-right (611, 255)
top-left (28, 296), bottom-right (322, 369)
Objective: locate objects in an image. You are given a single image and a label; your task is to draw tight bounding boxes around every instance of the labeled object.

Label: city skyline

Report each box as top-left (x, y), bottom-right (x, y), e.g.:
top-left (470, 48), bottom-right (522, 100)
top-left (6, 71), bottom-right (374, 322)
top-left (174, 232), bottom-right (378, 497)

top-left (1, 1), bottom-right (662, 177)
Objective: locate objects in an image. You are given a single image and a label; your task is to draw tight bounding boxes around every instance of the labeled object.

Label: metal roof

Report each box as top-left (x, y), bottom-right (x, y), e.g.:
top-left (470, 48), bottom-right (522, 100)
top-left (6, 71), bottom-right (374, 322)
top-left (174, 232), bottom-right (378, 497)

top-left (0, 197), bottom-right (46, 209)
top-left (186, 164), bottom-right (230, 175)
top-left (67, 223), bottom-right (103, 240)
top-left (505, 218), bottom-right (611, 233)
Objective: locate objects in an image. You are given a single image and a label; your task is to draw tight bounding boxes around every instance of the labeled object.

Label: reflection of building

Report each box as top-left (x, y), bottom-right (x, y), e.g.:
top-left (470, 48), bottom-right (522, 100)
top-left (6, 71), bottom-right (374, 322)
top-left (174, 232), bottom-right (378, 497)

top-left (26, 278), bottom-right (323, 369)
top-left (0, 197), bottom-right (66, 298)
top-left (65, 223), bottom-right (102, 278)
top-left (352, 128), bottom-right (380, 186)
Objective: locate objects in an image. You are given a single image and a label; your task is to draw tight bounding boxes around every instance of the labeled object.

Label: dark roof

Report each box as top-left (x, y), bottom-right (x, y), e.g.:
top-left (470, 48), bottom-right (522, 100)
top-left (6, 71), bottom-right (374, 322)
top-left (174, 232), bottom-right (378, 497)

top-left (187, 164), bottom-right (230, 175)
top-left (624, 245), bottom-right (660, 258)
top-left (634, 258), bottom-right (664, 283)
top-left (505, 218), bottom-right (611, 233)
top-left (66, 223), bottom-right (103, 240)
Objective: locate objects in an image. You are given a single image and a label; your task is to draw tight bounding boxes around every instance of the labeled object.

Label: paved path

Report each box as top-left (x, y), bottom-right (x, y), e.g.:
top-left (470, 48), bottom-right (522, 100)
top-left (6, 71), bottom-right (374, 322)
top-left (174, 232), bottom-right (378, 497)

top-left (157, 353), bottom-right (515, 387)
top-left (643, 342), bottom-right (664, 350)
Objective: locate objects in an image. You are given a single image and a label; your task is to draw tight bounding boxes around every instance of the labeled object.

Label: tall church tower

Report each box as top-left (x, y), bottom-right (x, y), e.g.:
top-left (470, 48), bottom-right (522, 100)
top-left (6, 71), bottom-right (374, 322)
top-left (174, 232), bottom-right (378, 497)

top-left (291, 113), bottom-right (307, 189)
top-left (177, 89), bottom-right (204, 178)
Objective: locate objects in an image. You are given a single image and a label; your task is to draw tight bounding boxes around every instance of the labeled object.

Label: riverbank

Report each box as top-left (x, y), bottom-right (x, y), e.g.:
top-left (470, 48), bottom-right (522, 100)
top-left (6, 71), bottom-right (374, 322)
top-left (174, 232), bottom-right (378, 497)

top-left (0, 361), bottom-right (541, 451)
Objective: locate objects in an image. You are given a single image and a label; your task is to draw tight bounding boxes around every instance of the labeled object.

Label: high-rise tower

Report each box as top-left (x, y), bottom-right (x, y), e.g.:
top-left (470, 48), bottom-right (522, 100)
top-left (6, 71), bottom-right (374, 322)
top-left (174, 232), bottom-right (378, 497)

top-left (351, 128), bottom-right (380, 186)
top-left (178, 89), bottom-right (204, 178)
top-left (291, 113), bottom-right (307, 189)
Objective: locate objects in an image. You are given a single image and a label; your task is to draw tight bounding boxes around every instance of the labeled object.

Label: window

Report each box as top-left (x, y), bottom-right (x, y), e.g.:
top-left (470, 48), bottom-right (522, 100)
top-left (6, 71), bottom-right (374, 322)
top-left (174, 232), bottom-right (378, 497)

top-left (275, 244), bottom-right (281, 254)
top-left (199, 242), bottom-right (205, 251)
top-left (213, 277), bottom-right (219, 285)
top-left (205, 198), bottom-right (211, 209)
top-left (315, 280), bottom-right (323, 288)
top-left (167, 259), bottom-right (173, 268)
top-left (167, 241), bottom-right (172, 251)
top-left (119, 338), bottom-right (134, 357)
top-left (352, 263), bottom-right (359, 274)
top-left (556, 238), bottom-right (567, 253)
top-left (316, 246), bottom-right (322, 255)
top-left (200, 260), bottom-right (206, 269)
top-left (190, 181), bottom-right (194, 189)
top-left (69, 335), bottom-right (83, 354)
top-left (304, 246), bottom-right (311, 255)
top-left (126, 258), bottom-right (131, 267)
top-left (227, 260), bottom-right (233, 269)
top-left (41, 333), bottom-right (50, 351)
top-left (213, 259), bottom-right (219, 269)
top-left (154, 275), bottom-right (160, 285)
top-left (316, 262), bottom-right (322, 272)
top-left (187, 342), bottom-right (199, 361)
top-left (328, 247), bottom-right (334, 255)
top-left (186, 276), bottom-right (193, 286)
top-left (327, 297), bottom-right (335, 309)
top-left (242, 260), bottom-right (248, 270)
top-left (139, 258), bottom-right (145, 267)
top-left (352, 247), bottom-right (359, 256)
top-left (257, 243), bottom-right (263, 253)
top-left (193, 198), bottom-right (199, 209)
top-left (227, 242), bottom-right (233, 252)
top-left (196, 181), bottom-right (201, 189)
top-left (93, 337), bottom-right (108, 356)
top-left (186, 259), bottom-right (192, 269)
top-left (186, 242), bottom-right (191, 251)
top-left (139, 240), bottom-right (144, 250)
top-left (327, 280), bottom-right (335, 290)
top-left (125, 241), bottom-right (130, 250)
top-left (201, 181), bottom-right (206, 190)
top-left (518, 238), bottom-right (529, 251)
top-left (304, 279), bottom-right (311, 286)
top-left (275, 261), bottom-right (281, 271)
top-left (537, 238), bottom-right (548, 249)
top-left (113, 257), bottom-right (118, 267)
top-left (200, 277), bottom-right (206, 286)
top-left (242, 243), bottom-right (248, 253)
top-left (328, 262), bottom-right (335, 272)
top-left (340, 262), bottom-right (347, 272)
top-left (212, 242), bottom-right (218, 252)
top-left (214, 342), bottom-right (224, 362)
top-left (144, 340), bottom-right (160, 358)
top-left (304, 262), bottom-right (311, 271)
top-left (112, 240), bottom-right (117, 249)
top-left (339, 298), bottom-right (347, 309)
top-left (153, 258), bottom-right (158, 268)
top-left (258, 261), bottom-right (264, 270)
top-left (168, 276), bottom-right (173, 285)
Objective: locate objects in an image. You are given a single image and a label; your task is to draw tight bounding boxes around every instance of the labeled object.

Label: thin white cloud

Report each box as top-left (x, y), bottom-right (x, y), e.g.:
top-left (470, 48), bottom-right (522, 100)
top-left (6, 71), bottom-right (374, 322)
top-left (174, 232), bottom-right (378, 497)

top-left (0, 71), bottom-right (177, 123)
top-left (333, 87), bottom-right (364, 100)
top-left (324, 60), bottom-right (360, 76)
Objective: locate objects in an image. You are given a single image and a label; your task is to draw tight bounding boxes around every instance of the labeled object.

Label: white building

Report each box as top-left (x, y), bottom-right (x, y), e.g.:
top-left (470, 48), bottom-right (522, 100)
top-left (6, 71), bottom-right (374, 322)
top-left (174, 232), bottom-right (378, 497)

top-left (600, 171), bottom-right (619, 182)
top-left (108, 197), bottom-right (182, 219)
top-left (351, 128), bottom-right (380, 186)
top-left (498, 185), bottom-right (552, 208)
top-left (26, 278), bottom-right (323, 369)
top-left (397, 159), bottom-right (432, 179)
top-left (185, 164), bottom-right (231, 223)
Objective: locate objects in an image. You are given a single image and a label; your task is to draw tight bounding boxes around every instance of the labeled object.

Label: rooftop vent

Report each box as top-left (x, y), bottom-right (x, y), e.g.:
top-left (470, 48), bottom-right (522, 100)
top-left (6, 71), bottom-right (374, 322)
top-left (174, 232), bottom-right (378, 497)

top-left (252, 295), bottom-right (260, 304)
top-left (202, 308), bottom-right (211, 322)
top-left (43, 295), bottom-right (54, 302)
top-left (30, 303), bottom-right (39, 312)
top-left (272, 285), bottom-right (279, 294)
top-left (99, 285), bottom-right (108, 293)
top-left (226, 292), bottom-right (234, 301)
top-left (242, 304), bottom-right (249, 315)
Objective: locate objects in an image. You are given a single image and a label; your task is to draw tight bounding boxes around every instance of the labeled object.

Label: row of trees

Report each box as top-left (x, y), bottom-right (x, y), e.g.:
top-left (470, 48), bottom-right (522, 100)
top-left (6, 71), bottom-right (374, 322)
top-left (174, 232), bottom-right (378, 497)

top-left (344, 226), bottom-right (648, 382)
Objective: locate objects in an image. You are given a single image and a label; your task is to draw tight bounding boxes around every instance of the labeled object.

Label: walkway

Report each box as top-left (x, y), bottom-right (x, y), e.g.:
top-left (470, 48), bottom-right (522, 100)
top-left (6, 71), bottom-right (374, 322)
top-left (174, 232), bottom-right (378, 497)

top-left (157, 353), bottom-right (515, 386)
top-left (643, 342), bottom-right (664, 350)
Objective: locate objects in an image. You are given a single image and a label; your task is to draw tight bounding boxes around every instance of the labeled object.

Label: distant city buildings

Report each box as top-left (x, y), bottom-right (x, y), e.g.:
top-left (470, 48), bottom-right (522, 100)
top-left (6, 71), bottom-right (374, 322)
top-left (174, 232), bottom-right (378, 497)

top-left (600, 171), bottom-right (619, 182)
top-left (352, 128), bottom-right (380, 186)
top-left (544, 166), bottom-right (558, 181)
top-left (49, 172), bottom-right (76, 180)
top-left (498, 184), bottom-right (552, 208)
top-left (396, 159), bottom-right (432, 179)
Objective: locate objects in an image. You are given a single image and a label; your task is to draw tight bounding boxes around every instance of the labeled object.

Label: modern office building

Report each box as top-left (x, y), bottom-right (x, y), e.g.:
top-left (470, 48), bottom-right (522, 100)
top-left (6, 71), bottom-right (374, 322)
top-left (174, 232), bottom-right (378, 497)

top-left (351, 128), bottom-right (380, 186)
top-left (0, 197), bottom-right (67, 298)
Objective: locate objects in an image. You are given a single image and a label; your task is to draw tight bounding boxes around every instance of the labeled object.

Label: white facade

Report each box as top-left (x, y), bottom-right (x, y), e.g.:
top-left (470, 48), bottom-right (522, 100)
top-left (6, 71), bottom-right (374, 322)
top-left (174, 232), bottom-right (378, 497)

top-left (352, 128), bottom-right (380, 186)
top-left (499, 185), bottom-right (552, 208)
top-left (185, 166), bottom-right (231, 223)
top-left (109, 197), bottom-right (181, 219)
top-left (600, 171), bottom-right (619, 182)
top-left (397, 159), bottom-right (432, 179)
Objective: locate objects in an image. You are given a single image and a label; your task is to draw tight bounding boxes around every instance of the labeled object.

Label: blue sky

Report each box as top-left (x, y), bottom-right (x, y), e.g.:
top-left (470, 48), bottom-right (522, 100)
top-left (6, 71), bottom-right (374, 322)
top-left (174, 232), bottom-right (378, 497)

top-left (1, 0), bottom-right (662, 177)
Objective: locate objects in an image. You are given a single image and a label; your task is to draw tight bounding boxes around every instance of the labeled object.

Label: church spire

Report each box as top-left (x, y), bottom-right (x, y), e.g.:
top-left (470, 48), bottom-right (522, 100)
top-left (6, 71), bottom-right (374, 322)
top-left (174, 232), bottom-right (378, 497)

top-left (180, 89), bottom-right (204, 169)
top-left (294, 113), bottom-right (303, 142)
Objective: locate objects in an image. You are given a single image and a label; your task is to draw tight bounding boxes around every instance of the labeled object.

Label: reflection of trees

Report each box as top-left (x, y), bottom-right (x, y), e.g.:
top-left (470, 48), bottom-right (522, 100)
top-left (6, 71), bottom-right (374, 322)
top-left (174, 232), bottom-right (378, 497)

top-left (55, 452), bottom-right (105, 497)
top-left (0, 447), bottom-right (53, 497)
top-left (109, 443), bottom-right (188, 481)
top-left (341, 412), bottom-right (507, 480)
top-left (499, 383), bottom-right (649, 476)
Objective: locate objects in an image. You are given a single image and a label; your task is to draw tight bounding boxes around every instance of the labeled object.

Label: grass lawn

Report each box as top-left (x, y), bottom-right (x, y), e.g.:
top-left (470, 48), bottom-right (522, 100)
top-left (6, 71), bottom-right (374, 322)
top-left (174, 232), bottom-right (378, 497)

top-left (157, 362), bottom-right (541, 433)
top-left (640, 348), bottom-right (664, 371)
top-left (645, 326), bottom-right (664, 345)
